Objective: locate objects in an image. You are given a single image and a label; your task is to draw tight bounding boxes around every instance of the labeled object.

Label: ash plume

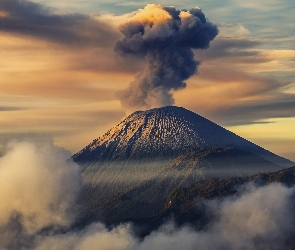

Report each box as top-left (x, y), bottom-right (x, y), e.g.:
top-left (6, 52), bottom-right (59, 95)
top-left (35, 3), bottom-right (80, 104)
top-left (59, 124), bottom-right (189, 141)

top-left (115, 4), bottom-right (218, 111)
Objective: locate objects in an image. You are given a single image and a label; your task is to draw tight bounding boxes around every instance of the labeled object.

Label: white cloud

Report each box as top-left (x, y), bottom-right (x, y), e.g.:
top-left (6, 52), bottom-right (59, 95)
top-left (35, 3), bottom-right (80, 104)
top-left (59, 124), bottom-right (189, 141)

top-left (36, 223), bottom-right (136, 250)
top-left (0, 140), bottom-right (294, 250)
top-left (34, 183), bottom-right (295, 250)
top-left (0, 140), bottom-right (82, 236)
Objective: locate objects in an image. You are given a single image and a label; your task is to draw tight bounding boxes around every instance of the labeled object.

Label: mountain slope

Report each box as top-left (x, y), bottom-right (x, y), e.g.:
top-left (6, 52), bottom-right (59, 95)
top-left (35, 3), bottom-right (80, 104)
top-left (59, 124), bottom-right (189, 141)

top-left (73, 106), bottom-right (294, 233)
top-left (73, 106), bottom-right (292, 167)
top-left (76, 165), bottom-right (295, 233)
top-left (72, 106), bottom-right (293, 204)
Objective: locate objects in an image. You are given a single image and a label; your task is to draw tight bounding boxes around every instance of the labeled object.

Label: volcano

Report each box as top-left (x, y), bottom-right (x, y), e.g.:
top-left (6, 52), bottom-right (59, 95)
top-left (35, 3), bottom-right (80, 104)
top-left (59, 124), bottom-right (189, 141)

top-left (73, 106), bottom-right (293, 200)
top-left (73, 106), bottom-right (291, 166)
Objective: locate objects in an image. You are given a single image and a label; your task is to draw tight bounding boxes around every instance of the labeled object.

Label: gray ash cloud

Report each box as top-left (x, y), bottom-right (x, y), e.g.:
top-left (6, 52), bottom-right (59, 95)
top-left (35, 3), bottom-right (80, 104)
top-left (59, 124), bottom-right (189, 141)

top-left (115, 4), bottom-right (218, 111)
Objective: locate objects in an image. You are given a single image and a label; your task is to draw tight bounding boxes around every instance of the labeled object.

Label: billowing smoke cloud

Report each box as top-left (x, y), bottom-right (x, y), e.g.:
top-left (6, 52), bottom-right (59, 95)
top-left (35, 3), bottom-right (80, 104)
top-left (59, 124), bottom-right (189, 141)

top-left (115, 4), bottom-right (218, 111)
top-left (0, 139), bottom-right (82, 249)
top-left (34, 183), bottom-right (295, 249)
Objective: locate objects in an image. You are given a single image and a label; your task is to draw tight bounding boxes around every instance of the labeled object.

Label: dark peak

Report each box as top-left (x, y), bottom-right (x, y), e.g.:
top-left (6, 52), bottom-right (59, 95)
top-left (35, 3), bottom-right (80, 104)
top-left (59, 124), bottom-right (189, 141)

top-left (128, 106), bottom-right (203, 119)
top-left (133, 106), bottom-right (187, 114)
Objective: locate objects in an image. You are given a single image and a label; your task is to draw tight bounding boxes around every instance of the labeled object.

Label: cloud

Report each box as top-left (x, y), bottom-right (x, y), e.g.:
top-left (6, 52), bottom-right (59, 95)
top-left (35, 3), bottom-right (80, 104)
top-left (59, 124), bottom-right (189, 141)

top-left (1, 138), bottom-right (295, 250)
top-left (34, 183), bottom-right (295, 250)
top-left (0, 139), bottom-right (82, 249)
top-left (229, 0), bottom-right (282, 11)
top-left (174, 24), bottom-right (295, 126)
top-left (0, 105), bottom-right (126, 156)
top-left (116, 2), bottom-right (150, 7)
top-left (115, 4), bottom-right (218, 111)
top-left (214, 97), bottom-right (295, 126)
top-left (0, 106), bottom-right (25, 112)
top-left (207, 183), bottom-right (295, 249)
top-left (0, 0), bottom-right (118, 47)
top-left (35, 223), bottom-right (136, 250)
top-left (195, 37), bottom-right (263, 62)
top-left (2, 1), bottom-right (293, 131)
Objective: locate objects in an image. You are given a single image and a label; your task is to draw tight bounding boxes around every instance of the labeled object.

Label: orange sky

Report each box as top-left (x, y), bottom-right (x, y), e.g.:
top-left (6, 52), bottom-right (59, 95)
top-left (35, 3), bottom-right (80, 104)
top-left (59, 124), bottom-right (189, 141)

top-left (0, 1), bottom-right (294, 161)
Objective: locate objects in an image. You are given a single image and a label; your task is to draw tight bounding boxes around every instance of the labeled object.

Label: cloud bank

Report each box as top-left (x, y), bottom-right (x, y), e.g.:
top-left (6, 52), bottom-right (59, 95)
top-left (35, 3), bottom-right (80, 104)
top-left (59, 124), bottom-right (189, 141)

top-left (35, 183), bottom-right (295, 250)
top-left (0, 0), bottom-right (118, 47)
top-left (1, 140), bottom-right (294, 250)
top-left (115, 4), bottom-right (218, 111)
top-left (0, 139), bottom-right (81, 249)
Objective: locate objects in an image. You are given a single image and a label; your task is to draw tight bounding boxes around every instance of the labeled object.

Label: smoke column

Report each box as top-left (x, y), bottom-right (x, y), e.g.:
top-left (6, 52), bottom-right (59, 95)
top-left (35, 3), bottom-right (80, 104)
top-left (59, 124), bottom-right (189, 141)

top-left (115, 4), bottom-right (218, 111)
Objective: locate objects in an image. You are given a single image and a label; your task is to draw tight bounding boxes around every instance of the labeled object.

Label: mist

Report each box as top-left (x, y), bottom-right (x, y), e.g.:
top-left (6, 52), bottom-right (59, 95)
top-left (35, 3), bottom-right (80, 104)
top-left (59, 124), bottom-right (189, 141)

top-left (35, 183), bottom-right (295, 250)
top-left (115, 4), bottom-right (218, 111)
top-left (0, 139), bottom-right (82, 249)
top-left (1, 140), bottom-right (295, 249)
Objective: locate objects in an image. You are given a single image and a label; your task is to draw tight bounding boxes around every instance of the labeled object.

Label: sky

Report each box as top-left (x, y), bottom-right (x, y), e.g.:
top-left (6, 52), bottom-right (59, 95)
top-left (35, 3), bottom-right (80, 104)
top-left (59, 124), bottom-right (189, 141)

top-left (0, 0), bottom-right (294, 161)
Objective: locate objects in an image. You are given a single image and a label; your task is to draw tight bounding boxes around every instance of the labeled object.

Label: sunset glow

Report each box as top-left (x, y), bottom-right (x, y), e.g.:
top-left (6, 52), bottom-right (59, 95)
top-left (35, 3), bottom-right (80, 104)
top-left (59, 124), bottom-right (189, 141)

top-left (0, 0), bottom-right (294, 160)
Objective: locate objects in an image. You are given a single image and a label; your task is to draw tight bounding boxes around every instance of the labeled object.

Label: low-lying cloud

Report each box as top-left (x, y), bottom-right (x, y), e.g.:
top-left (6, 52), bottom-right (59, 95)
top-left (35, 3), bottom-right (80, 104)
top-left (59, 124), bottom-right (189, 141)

top-left (0, 139), bottom-right (81, 249)
top-left (34, 183), bottom-right (295, 250)
top-left (1, 139), bottom-right (295, 249)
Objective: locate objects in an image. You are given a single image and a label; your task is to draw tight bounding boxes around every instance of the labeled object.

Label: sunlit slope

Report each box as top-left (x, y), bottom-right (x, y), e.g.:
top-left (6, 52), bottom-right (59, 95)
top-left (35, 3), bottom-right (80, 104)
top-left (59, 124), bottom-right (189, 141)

top-left (73, 106), bottom-right (293, 200)
top-left (73, 106), bottom-right (292, 166)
